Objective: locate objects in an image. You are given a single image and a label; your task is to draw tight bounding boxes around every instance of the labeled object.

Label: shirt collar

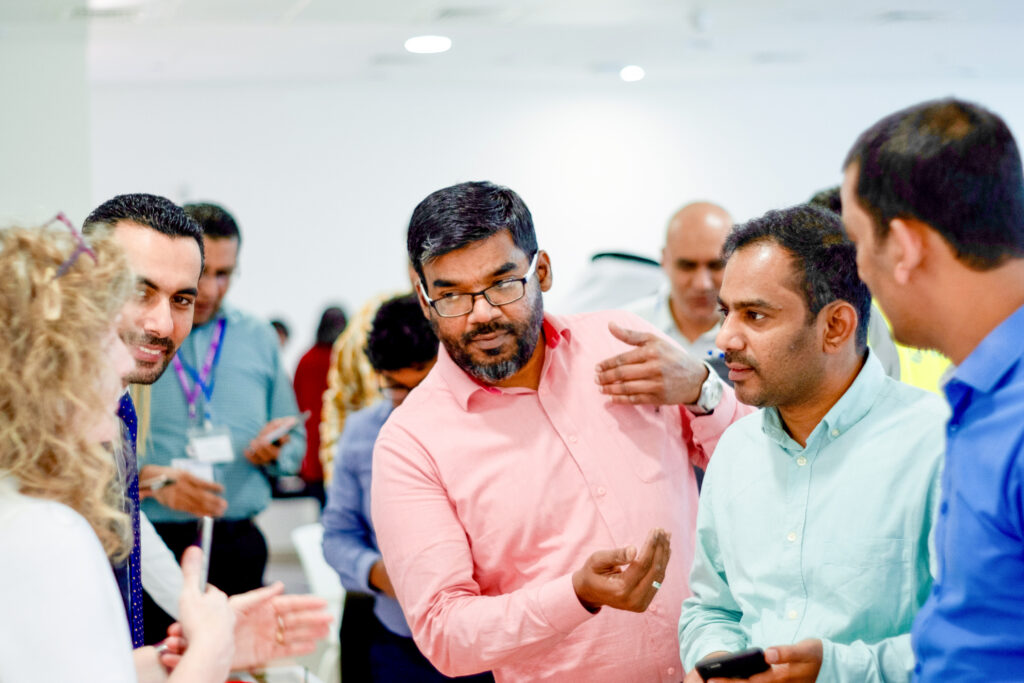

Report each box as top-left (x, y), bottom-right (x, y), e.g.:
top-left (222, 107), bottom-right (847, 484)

top-left (437, 313), bottom-right (570, 411)
top-left (761, 350), bottom-right (886, 453)
top-left (946, 303), bottom-right (1024, 403)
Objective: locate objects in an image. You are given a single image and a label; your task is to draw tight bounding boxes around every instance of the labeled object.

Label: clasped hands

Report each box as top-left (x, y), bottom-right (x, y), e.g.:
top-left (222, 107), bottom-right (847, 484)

top-left (572, 527), bottom-right (671, 613)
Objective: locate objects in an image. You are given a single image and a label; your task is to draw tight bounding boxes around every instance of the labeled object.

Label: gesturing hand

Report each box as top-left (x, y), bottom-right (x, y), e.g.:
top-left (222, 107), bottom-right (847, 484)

top-left (595, 322), bottom-right (707, 406)
top-left (572, 527), bottom-right (671, 613)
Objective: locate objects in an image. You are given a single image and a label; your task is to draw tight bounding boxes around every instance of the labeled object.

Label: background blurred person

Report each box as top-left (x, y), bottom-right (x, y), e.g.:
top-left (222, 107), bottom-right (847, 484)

top-left (293, 304), bottom-right (348, 506)
top-left (323, 294), bottom-right (492, 682)
top-left (0, 222), bottom-right (235, 682)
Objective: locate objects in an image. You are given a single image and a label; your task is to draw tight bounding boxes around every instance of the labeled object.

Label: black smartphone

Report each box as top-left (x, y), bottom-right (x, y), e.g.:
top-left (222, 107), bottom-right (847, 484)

top-left (696, 648), bottom-right (770, 680)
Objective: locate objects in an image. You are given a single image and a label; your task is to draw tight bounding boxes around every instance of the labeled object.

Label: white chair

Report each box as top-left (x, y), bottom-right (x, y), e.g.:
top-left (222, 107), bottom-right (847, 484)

top-left (290, 523), bottom-right (345, 683)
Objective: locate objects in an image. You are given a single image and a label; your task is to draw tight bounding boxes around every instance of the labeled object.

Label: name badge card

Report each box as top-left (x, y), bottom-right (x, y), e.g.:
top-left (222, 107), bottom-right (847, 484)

top-left (186, 425), bottom-right (234, 464)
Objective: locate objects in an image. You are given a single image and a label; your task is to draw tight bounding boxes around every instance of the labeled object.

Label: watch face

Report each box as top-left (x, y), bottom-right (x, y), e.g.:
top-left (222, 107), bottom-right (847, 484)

top-left (701, 373), bottom-right (723, 411)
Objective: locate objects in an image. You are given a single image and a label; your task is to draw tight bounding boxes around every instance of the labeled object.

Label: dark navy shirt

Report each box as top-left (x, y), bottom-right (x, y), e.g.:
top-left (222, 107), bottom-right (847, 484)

top-left (912, 303), bottom-right (1024, 681)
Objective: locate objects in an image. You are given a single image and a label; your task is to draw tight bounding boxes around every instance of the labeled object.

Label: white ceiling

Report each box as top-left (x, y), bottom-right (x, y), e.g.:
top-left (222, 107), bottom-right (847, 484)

top-left (4, 0), bottom-right (1024, 85)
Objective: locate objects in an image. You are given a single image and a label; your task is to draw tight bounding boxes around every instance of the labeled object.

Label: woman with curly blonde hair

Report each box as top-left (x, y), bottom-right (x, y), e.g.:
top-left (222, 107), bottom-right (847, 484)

top-left (0, 220), bottom-right (234, 682)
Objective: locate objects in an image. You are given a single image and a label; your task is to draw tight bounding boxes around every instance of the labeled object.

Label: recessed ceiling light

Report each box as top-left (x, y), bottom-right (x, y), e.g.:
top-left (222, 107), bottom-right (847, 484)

top-left (404, 35), bottom-right (452, 54)
top-left (619, 65), bottom-right (645, 82)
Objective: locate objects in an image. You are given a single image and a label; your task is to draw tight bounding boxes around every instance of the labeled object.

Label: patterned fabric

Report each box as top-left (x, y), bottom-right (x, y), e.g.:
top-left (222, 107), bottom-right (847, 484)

top-left (116, 392), bottom-right (145, 649)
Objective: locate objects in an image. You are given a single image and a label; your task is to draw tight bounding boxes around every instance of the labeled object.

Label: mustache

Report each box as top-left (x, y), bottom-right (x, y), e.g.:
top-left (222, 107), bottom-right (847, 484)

top-left (724, 351), bottom-right (757, 370)
top-left (462, 322), bottom-right (519, 344)
top-left (121, 332), bottom-right (174, 353)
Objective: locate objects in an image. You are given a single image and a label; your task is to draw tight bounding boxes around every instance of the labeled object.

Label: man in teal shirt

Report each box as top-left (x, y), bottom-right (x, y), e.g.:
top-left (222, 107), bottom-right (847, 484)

top-left (679, 204), bottom-right (946, 682)
top-left (141, 202), bottom-right (304, 636)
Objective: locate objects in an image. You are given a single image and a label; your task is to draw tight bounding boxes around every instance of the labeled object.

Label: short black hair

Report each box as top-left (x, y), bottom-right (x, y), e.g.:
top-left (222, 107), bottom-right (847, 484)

top-left (844, 97), bottom-right (1024, 270)
top-left (184, 202), bottom-right (242, 243)
top-left (270, 319), bottom-right (290, 340)
top-left (724, 204), bottom-right (871, 351)
top-left (808, 186), bottom-right (842, 215)
top-left (84, 193), bottom-right (204, 262)
top-left (407, 181), bottom-right (537, 283)
top-left (315, 306), bottom-right (348, 347)
top-left (365, 293), bottom-right (438, 372)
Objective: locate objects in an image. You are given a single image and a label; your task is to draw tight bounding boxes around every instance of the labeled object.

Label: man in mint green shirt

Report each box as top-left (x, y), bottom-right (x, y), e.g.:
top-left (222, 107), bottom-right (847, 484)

top-left (679, 204), bottom-right (946, 682)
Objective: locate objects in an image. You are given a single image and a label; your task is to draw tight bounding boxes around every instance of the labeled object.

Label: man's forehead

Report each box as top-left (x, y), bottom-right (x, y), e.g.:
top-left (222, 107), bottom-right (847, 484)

top-left (423, 233), bottom-right (526, 283)
top-left (722, 242), bottom-right (803, 302)
top-left (112, 220), bottom-right (202, 286)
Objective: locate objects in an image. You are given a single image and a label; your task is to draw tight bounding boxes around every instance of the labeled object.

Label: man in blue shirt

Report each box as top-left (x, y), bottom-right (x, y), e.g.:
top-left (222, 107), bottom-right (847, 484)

top-left (141, 202), bottom-right (304, 637)
top-left (679, 205), bottom-right (947, 682)
top-left (841, 98), bottom-right (1024, 681)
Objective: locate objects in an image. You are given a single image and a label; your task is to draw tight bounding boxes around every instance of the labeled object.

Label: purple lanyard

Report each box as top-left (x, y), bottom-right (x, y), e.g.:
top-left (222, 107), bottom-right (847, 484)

top-left (173, 318), bottom-right (227, 422)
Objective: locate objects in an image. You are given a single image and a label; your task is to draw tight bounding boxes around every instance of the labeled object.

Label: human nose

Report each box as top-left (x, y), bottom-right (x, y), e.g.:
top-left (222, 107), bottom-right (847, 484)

top-left (715, 313), bottom-right (742, 352)
top-left (466, 292), bottom-right (501, 325)
top-left (694, 266), bottom-right (714, 290)
top-left (141, 300), bottom-right (174, 339)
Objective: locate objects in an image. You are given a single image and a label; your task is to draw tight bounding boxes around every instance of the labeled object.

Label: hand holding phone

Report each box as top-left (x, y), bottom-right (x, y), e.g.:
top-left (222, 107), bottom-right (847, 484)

top-left (264, 411), bottom-right (311, 446)
top-left (696, 648), bottom-right (770, 681)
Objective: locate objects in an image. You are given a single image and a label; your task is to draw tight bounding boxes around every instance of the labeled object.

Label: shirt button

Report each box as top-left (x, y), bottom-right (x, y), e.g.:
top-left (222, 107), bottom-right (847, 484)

top-left (596, 486), bottom-right (607, 496)
top-left (796, 456), bottom-right (808, 466)
top-left (568, 434), bottom-right (578, 443)
top-left (668, 667), bottom-right (675, 675)
top-left (830, 428), bottom-right (840, 437)
top-left (787, 609), bottom-right (799, 620)
top-left (787, 532), bottom-right (797, 542)
top-left (650, 605), bottom-right (660, 614)
top-left (940, 502), bottom-right (948, 514)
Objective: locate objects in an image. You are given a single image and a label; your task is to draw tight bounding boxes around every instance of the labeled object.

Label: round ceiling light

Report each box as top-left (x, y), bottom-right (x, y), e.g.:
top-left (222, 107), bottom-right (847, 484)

top-left (619, 65), bottom-right (646, 82)
top-left (405, 35), bottom-right (453, 54)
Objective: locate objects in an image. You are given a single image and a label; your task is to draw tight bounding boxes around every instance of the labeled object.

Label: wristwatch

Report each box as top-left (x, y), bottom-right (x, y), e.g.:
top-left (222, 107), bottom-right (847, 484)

top-left (686, 363), bottom-right (723, 415)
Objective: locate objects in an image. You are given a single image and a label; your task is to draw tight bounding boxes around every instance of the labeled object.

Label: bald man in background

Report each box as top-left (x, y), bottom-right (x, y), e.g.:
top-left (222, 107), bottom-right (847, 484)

top-left (627, 202), bottom-right (733, 382)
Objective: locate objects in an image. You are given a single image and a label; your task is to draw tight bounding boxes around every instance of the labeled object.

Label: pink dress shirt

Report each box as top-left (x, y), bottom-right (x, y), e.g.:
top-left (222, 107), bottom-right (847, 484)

top-left (371, 310), bottom-right (749, 682)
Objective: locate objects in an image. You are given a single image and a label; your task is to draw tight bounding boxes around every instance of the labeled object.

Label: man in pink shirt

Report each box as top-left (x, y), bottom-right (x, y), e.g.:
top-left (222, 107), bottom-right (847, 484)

top-left (371, 181), bottom-right (750, 682)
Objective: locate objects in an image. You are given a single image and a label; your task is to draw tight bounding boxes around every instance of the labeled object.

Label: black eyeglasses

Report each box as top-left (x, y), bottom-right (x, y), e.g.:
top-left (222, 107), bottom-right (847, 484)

top-left (418, 252), bottom-right (539, 318)
top-left (49, 212), bottom-right (97, 277)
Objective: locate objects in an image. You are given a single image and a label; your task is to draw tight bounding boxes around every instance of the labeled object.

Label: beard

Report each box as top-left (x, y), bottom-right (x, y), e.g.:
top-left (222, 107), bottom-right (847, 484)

top-left (120, 330), bottom-right (175, 385)
top-left (435, 292), bottom-right (545, 384)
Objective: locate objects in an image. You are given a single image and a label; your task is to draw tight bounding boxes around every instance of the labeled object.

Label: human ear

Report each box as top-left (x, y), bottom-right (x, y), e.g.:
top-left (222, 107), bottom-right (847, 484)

top-left (536, 250), bottom-right (554, 292)
top-left (820, 301), bottom-right (858, 354)
top-left (888, 219), bottom-right (925, 285)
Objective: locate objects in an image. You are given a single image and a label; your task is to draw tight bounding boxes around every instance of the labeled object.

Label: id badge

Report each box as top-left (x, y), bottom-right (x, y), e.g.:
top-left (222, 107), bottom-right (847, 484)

top-left (186, 424), bottom-right (234, 464)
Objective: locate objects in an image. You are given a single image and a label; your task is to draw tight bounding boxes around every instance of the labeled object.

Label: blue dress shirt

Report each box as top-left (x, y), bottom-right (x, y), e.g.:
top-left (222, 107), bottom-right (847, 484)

top-left (912, 303), bottom-right (1024, 681)
top-left (321, 400), bottom-right (411, 636)
top-left (142, 304), bottom-right (303, 523)
top-left (680, 353), bottom-right (948, 681)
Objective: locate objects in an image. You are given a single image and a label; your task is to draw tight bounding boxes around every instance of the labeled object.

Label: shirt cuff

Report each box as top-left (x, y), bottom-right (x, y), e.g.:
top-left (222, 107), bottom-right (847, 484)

top-left (353, 549), bottom-right (383, 594)
top-left (537, 573), bottom-right (598, 635)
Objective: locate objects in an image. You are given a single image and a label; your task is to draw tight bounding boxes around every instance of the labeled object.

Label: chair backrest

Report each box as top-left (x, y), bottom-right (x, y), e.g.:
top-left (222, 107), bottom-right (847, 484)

top-left (291, 522), bottom-right (345, 618)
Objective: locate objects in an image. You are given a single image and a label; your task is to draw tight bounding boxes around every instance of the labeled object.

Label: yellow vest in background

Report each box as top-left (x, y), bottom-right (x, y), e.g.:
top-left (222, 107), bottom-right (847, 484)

top-left (873, 300), bottom-right (953, 395)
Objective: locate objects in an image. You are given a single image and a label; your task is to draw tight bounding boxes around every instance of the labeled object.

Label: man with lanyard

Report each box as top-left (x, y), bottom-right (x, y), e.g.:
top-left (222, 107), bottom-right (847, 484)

top-left (141, 201), bottom-right (304, 638)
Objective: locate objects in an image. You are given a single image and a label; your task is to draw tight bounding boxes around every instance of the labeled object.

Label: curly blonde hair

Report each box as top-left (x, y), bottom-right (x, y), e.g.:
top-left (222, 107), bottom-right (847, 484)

top-left (0, 224), bottom-right (133, 561)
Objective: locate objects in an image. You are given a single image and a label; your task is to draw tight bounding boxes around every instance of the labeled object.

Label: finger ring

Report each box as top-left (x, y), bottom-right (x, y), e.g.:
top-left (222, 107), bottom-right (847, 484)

top-left (652, 580), bottom-right (662, 590)
top-left (275, 614), bottom-right (286, 644)
top-left (154, 642), bottom-right (170, 656)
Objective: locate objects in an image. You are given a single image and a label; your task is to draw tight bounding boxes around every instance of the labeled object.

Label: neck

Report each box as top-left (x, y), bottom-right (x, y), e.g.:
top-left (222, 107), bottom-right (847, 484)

top-left (669, 296), bottom-right (719, 343)
top-left (494, 328), bottom-right (548, 391)
top-left (777, 351), bottom-right (866, 448)
top-left (930, 260), bottom-right (1024, 365)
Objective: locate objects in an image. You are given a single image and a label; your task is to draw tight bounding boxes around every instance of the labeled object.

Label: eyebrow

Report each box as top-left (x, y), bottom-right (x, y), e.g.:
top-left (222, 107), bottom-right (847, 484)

top-left (138, 276), bottom-right (198, 297)
top-left (432, 261), bottom-right (520, 289)
top-left (718, 296), bottom-right (781, 311)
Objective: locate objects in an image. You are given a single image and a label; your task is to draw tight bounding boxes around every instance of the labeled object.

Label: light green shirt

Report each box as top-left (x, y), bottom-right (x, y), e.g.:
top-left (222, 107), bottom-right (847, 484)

top-left (679, 352), bottom-right (947, 682)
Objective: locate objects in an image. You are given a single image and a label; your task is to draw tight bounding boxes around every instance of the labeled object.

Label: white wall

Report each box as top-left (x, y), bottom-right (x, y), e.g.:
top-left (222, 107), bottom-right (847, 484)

top-left (1, 24), bottom-right (91, 225)
top-left (90, 76), bottom-right (1024, 367)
